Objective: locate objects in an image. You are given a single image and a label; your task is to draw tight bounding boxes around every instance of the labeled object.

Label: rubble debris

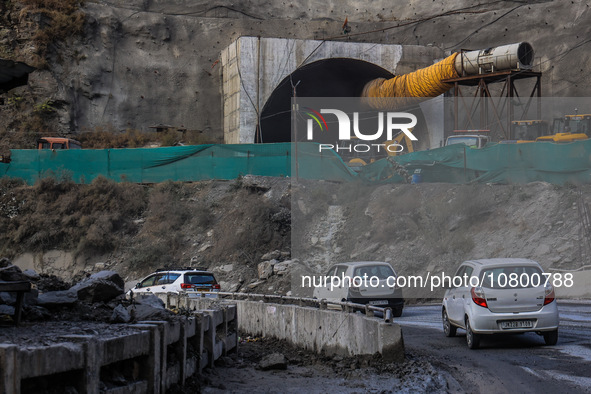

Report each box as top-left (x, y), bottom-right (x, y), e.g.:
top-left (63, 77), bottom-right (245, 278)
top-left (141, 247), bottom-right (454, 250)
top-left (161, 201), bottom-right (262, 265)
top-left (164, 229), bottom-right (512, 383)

top-left (22, 269), bottom-right (41, 281)
top-left (0, 291), bottom-right (15, 305)
top-left (258, 353), bottom-right (288, 371)
top-left (37, 274), bottom-right (71, 292)
top-left (247, 280), bottom-right (265, 289)
top-left (257, 260), bottom-right (275, 279)
top-left (70, 270), bottom-right (124, 303)
top-left (260, 250), bottom-right (281, 261)
top-left (24, 305), bottom-right (51, 321)
top-left (110, 304), bottom-right (131, 323)
top-left (127, 294), bottom-right (169, 321)
top-left (134, 294), bottom-right (165, 309)
top-left (0, 304), bottom-right (15, 316)
top-left (37, 290), bottom-right (78, 306)
top-left (0, 257), bottom-right (11, 268)
top-left (0, 262), bottom-right (29, 282)
top-left (128, 303), bottom-right (169, 321)
top-left (273, 260), bottom-right (292, 276)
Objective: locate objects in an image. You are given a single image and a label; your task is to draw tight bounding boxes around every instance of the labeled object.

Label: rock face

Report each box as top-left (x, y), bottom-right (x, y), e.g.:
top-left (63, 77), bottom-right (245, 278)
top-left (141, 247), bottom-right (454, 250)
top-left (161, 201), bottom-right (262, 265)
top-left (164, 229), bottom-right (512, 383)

top-left (70, 271), bottom-right (124, 303)
top-left (3, 1), bottom-right (591, 139)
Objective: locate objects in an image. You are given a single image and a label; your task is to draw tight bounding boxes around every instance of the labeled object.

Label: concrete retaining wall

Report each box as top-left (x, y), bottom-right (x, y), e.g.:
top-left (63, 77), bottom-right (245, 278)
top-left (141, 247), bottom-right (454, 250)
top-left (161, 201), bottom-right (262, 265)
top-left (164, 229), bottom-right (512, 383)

top-left (161, 294), bottom-right (404, 363)
top-left (0, 305), bottom-right (237, 394)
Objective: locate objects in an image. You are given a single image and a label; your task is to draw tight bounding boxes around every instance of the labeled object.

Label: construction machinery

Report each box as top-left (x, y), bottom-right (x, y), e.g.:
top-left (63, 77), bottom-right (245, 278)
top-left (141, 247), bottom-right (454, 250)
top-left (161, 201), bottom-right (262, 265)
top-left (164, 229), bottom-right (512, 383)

top-left (37, 137), bottom-right (82, 150)
top-left (445, 132), bottom-right (490, 149)
top-left (536, 114), bottom-right (591, 143)
top-left (338, 132), bottom-right (414, 170)
top-left (507, 114), bottom-right (589, 143)
top-left (511, 120), bottom-right (549, 141)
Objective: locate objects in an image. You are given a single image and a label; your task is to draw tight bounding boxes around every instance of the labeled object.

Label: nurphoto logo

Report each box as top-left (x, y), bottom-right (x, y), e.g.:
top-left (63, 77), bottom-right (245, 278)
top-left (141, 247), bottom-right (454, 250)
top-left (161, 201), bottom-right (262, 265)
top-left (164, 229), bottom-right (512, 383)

top-left (303, 108), bottom-right (418, 153)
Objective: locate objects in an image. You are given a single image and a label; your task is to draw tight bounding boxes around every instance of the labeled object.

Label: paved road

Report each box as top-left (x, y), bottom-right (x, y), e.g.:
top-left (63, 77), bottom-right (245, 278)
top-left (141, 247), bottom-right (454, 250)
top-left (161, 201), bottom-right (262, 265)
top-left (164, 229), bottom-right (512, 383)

top-left (397, 302), bottom-right (591, 393)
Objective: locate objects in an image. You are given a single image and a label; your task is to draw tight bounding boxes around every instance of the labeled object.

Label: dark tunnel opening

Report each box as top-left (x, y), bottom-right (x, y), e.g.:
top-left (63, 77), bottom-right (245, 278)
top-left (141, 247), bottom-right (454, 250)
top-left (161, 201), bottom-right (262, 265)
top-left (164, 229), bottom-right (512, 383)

top-left (258, 58), bottom-right (394, 143)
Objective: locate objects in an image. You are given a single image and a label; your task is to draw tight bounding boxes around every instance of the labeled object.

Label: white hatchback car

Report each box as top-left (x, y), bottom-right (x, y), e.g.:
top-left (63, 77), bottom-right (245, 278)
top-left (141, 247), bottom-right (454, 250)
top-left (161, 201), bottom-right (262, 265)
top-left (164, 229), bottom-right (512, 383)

top-left (130, 268), bottom-right (220, 298)
top-left (442, 258), bottom-right (559, 349)
top-left (313, 261), bottom-right (404, 317)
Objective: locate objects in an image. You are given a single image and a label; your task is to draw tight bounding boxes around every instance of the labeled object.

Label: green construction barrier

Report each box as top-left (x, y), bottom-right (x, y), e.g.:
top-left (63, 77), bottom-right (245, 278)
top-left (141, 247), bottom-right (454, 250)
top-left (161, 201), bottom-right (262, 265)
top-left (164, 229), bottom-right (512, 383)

top-left (358, 139), bottom-right (591, 184)
top-left (0, 143), bottom-right (356, 184)
top-left (3, 140), bottom-right (591, 185)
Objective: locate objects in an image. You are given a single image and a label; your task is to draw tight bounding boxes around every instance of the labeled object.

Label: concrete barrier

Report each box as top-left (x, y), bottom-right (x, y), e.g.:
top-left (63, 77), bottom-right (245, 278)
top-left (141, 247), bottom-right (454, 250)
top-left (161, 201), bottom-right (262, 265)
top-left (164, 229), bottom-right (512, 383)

top-left (0, 292), bottom-right (403, 393)
top-left (0, 305), bottom-right (238, 394)
top-left (159, 293), bottom-right (404, 363)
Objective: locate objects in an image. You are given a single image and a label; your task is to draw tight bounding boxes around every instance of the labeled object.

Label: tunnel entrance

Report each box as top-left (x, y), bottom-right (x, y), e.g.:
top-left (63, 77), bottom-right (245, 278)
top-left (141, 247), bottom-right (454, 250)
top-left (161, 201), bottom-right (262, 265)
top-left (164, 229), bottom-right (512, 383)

top-left (258, 58), bottom-right (394, 143)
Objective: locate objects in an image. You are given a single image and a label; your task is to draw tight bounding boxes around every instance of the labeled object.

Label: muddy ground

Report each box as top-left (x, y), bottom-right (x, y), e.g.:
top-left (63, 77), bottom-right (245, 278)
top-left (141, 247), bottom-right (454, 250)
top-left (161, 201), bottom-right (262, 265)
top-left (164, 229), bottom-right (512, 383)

top-left (179, 335), bottom-right (449, 394)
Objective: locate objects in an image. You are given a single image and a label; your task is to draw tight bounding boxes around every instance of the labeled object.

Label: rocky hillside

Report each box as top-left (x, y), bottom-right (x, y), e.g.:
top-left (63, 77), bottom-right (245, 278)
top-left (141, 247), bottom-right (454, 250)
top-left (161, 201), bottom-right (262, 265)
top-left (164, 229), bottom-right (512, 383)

top-left (0, 175), bottom-right (291, 291)
top-left (2, 175), bottom-right (589, 299)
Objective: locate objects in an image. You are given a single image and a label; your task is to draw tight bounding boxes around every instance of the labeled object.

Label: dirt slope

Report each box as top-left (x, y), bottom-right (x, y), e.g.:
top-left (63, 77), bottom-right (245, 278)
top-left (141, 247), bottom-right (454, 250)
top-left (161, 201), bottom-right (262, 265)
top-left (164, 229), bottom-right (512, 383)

top-left (2, 175), bottom-right (590, 298)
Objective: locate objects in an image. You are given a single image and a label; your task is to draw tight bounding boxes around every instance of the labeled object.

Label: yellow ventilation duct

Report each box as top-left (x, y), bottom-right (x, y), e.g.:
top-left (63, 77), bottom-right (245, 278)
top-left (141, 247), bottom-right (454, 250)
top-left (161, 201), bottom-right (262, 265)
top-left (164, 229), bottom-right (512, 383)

top-left (362, 42), bottom-right (534, 108)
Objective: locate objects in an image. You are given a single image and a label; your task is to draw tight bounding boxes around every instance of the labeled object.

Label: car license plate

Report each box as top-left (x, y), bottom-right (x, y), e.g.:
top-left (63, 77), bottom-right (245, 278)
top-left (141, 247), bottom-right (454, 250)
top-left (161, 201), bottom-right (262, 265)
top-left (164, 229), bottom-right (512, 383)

top-left (369, 300), bottom-right (389, 306)
top-left (500, 320), bottom-right (533, 329)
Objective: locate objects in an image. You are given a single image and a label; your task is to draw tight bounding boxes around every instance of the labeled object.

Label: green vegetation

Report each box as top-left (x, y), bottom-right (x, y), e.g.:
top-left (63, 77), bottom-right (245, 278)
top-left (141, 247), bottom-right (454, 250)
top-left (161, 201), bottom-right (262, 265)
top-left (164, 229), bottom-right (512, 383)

top-left (33, 99), bottom-right (55, 114)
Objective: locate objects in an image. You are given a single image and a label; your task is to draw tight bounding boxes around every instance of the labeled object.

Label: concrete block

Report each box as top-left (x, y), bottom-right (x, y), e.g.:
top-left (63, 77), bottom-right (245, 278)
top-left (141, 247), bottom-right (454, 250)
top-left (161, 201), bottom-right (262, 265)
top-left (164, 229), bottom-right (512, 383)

top-left (59, 335), bottom-right (99, 394)
top-left (378, 323), bottom-right (405, 363)
top-left (104, 381), bottom-right (148, 394)
top-left (178, 317), bottom-right (188, 385)
top-left (19, 343), bottom-right (84, 379)
top-left (131, 324), bottom-right (162, 393)
top-left (139, 321), bottom-right (168, 393)
top-left (185, 316), bottom-right (196, 337)
top-left (204, 309), bottom-right (223, 327)
top-left (99, 331), bottom-right (152, 365)
top-left (232, 300), bottom-right (404, 361)
top-left (193, 313), bottom-right (207, 374)
top-left (166, 319), bottom-right (182, 345)
top-left (0, 345), bottom-right (18, 394)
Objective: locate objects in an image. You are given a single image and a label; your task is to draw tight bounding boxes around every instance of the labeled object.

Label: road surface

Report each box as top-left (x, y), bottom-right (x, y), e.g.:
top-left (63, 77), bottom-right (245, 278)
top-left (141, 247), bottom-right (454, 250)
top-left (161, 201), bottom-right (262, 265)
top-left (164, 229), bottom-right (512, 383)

top-left (397, 302), bottom-right (591, 393)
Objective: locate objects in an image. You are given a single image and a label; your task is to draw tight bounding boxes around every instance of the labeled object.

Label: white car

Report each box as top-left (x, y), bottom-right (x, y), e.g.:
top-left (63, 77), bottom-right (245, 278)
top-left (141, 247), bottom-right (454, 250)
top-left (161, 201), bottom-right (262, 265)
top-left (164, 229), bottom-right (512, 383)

top-left (442, 258), bottom-right (559, 349)
top-left (313, 261), bottom-right (404, 317)
top-left (130, 268), bottom-right (220, 298)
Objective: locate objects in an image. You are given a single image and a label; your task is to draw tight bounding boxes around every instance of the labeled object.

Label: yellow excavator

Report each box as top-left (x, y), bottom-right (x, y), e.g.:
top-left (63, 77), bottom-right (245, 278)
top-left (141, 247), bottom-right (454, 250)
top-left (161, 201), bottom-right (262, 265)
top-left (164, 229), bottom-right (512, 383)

top-left (339, 132), bottom-right (414, 171)
top-left (535, 114), bottom-right (590, 143)
top-left (510, 115), bottom-right (589, 143)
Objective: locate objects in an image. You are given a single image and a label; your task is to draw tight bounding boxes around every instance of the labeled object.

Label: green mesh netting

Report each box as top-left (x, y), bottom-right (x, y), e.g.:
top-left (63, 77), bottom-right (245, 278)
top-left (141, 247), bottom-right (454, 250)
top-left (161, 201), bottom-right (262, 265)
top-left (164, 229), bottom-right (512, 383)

top-left (357, 140), bottom-right (591, 185)
top-left (0, 143), bottom-right (356, 184)
top-left (2, 141), bottom-right (591, 185)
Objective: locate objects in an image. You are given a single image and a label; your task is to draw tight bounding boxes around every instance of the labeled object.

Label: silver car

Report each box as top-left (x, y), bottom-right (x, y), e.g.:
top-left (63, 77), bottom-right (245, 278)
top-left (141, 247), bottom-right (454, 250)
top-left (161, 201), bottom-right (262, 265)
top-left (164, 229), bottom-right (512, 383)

top-left (442, 258), bottom-right (559, 349)
top-left (313, 261), bottom-right (404, 317)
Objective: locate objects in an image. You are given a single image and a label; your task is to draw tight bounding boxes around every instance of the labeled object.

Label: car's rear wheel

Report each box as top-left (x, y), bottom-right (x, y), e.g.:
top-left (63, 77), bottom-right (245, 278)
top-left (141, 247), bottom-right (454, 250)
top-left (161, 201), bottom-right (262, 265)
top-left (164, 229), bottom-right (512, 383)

top-left (442, 309), bottom-right (456, 337)
top-left (465, 317), bottom-right (480, 349)
top-left (543, 329), bottom-right (558, 346)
